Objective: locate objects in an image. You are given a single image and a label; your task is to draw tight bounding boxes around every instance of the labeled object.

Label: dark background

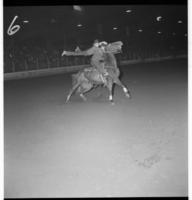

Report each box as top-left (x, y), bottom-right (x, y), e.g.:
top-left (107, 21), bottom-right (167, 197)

top-left (4, 5), bottom-right (187, 51)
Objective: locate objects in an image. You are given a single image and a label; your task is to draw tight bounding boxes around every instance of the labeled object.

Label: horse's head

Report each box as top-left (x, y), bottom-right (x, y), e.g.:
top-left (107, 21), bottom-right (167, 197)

top-left (102, 43), bottom-right (123, 68)
top-left (105, 41), bottom-right (123, 54)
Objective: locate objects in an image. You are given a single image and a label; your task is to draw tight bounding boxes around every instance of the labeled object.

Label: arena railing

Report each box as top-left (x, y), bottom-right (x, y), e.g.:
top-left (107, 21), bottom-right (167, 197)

top-left (4, 48), bottom-right (187, 80)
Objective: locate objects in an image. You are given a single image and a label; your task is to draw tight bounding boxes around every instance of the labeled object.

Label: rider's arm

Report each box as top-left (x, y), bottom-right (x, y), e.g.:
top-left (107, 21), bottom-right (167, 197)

top-left (64, 47), bottom-right (95, 56)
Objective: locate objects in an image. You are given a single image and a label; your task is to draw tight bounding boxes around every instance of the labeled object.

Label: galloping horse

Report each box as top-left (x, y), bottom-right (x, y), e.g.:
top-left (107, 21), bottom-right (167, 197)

top-left (66, 41), bottom-right (131, 104)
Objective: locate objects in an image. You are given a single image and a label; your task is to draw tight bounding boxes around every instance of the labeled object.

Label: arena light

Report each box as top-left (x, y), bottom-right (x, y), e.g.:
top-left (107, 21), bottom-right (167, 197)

top-left (51, 19), bottom-right (56, 23)
top-left (178, 20), bottom-right (183, 24)
top-left (138, 29), bottom-right (143, 32)
top-left (156, 16), bottom-right (162, 22)
top-left (126, 9), bottom-right (132, 13)
top-left (77, 24), bottom-right (82, 27)
top-left (113, 27), bottom-right (118, 30)
top-left (157, 31), bottom-right (162, 34)
top-left (23, 20), bottom-right (29, 23)
top-left (73, 5), bottom-right (82, 12)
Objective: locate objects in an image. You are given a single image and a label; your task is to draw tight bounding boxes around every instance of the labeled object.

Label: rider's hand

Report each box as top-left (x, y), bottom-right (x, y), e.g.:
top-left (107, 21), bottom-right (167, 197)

top-left (62, 50), bottom-right (67, 56)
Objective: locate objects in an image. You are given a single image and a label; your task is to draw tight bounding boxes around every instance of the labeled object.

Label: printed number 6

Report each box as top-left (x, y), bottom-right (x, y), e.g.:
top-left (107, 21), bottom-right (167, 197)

top-left (7, 16), bottom-right (20, 36)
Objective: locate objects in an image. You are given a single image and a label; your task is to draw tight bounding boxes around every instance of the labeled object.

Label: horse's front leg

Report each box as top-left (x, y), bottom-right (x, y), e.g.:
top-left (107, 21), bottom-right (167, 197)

top-left (77, 82), bottom-right (93, 102)
top-left (114, 78), bottom-right (131, 99)
top-left (106, 79), bottom-right (114, 105)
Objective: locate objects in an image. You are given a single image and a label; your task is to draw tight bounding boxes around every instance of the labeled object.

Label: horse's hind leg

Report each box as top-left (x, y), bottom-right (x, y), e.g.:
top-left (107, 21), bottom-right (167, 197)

top-left (79, 93), bottom-right (87, 101)
top-left (114, 78), bottom-right (131, 98)
top-left (77, 82), bottom-right (93, 101)
top-left (66, 83), bottom-right (79, 103)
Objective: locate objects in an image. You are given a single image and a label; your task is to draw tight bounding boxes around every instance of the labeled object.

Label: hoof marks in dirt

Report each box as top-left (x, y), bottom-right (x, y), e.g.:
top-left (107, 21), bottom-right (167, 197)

top-left (135, 154), bottom-right (161, 169)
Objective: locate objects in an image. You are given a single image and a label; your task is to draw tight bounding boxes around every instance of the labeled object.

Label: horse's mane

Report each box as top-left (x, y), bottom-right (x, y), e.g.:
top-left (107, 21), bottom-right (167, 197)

top-left (102, 41), bottom-right (123, 68)
top-left (105, 41), bottom-right (123, 54)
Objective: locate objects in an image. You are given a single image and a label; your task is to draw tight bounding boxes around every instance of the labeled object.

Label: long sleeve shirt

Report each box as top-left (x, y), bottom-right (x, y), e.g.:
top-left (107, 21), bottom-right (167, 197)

top-left (65, 46), bottom-right (105, 63)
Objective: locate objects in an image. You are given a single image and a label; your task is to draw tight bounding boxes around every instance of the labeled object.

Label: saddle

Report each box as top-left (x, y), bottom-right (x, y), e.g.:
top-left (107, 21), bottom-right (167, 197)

top-left (84, 67), bottom-right (108, 77)
top-left (83, 66), bottom-right (108, 85)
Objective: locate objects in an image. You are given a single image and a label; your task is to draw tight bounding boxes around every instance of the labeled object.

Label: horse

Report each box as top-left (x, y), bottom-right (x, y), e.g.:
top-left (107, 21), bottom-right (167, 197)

top-left (65, 41), bottom-right (131, 104)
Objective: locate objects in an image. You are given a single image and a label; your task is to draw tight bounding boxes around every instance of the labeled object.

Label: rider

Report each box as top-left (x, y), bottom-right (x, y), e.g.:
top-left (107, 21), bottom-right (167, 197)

top-left (62, 39), bottom-right (108, 84)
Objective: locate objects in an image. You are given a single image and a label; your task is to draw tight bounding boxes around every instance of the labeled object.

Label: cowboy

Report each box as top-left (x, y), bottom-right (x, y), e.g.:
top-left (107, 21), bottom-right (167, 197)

top-left (62, 39), bottom-right (108, 84)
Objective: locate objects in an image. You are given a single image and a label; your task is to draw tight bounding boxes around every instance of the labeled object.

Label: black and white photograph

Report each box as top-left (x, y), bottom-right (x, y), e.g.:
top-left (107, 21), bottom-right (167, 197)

top-left (3, 1), bottom-right (188, 198)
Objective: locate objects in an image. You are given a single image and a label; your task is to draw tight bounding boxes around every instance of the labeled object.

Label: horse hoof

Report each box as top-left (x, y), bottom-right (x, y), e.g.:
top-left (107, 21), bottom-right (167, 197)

top-left (110, 101), bottom-right (115, 105)
top-left (80, 95), bottom-right (87, 101)
top-left (65, 97), bottom-right (70, 103)
top-left (126, 93), bottom-right (131, 99)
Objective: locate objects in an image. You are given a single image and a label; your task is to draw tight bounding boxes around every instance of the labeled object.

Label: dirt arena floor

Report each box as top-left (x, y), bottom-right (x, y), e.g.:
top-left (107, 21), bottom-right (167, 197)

top-left (4, 58), bottom-right (188, 197)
